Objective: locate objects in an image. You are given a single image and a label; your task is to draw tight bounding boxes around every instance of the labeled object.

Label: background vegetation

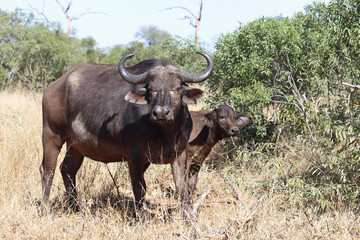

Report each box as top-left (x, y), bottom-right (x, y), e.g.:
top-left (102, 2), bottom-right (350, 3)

top-left (208, 0), bottom-right (360, 213)
top-left (0, 0), bottom-right (359, 238)
top-left (1, 90), bottom-right (358, 239)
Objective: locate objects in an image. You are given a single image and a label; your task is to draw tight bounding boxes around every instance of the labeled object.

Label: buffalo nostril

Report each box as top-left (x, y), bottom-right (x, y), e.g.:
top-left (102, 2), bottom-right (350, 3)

top-left (231, 128), bottom-right (239, 134)
top-left (152, 106), bottom-right (171, 120)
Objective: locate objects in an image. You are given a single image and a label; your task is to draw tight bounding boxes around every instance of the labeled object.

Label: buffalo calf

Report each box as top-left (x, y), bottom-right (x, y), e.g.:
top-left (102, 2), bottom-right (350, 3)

top-left (172, 104), bottom-right (250, 197)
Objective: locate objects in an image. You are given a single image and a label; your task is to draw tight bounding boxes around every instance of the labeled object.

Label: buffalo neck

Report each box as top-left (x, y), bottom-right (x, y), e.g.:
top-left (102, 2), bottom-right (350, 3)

top-left (189, 124), bottom-right (220, 152)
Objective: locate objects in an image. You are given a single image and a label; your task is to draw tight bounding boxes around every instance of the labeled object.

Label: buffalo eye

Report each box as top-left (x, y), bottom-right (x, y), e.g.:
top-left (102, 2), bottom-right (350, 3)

top-left (149, 89), bottom-right (157, 98)
top-left (170, 89), bottom-right (180, 96)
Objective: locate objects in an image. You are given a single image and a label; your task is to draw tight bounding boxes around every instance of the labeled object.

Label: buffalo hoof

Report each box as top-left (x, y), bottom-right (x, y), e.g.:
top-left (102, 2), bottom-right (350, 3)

top-left (64, 197), bottom-right (81, 213)
top-left (38, 202), bottom-right (50, 217)
top-left (67, 201), bottom-right (80, 213)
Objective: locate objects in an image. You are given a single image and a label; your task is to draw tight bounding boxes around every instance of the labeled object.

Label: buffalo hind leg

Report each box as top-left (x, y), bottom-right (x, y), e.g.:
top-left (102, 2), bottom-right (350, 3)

top-left (60, 146), bottom-right (84, 212)
top-left (40, 126), bottom-right (64, 212)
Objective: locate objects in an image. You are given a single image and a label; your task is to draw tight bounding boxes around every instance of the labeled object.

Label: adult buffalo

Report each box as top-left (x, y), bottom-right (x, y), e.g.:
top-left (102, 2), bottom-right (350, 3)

top-left (172, 104), bottom-right (250, 198)
top-left (40, 52), bottom-right (213, 213)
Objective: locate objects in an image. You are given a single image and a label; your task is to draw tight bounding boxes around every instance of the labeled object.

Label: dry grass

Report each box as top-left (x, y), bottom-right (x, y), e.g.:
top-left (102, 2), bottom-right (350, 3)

top-left (0, 90), bottom-right (359, 239)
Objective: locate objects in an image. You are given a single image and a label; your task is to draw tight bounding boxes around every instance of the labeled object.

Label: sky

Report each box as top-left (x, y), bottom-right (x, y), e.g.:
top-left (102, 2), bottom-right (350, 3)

top-left (3, 0), bottom-right (330, 50)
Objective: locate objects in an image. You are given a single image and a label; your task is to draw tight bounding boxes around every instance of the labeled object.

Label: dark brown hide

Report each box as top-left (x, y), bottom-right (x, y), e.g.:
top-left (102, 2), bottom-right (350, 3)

top-left (171, 104), bottom-right (250, 198)
top-left (40, 53), bottom-right (213, 214)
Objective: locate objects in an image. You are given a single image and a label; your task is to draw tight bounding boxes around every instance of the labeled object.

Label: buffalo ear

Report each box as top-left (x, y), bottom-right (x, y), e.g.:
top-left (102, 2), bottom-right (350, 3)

top-left (235, 114), bottom-right (251, 128)
top-left (125, 88), bottom-right (148, 105)
top-left (200, 112), bottom-right (214, 127)
top-left (182, 87), bottom-right (203, 104)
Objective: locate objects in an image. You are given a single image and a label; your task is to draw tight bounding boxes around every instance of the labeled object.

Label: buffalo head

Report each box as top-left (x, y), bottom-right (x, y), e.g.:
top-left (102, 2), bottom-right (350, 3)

top-left (200, 104), bottom-right (251, 138)
top-left (118, 52), bottom-right (214, 123)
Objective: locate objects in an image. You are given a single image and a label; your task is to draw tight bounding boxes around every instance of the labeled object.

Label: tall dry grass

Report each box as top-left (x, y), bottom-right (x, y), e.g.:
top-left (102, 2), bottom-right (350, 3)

top-left (0, 90), bottom-right (359, 239)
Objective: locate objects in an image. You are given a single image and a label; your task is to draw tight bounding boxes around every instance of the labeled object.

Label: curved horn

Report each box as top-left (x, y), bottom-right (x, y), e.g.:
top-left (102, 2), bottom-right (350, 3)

top-left (180, 52), bottom-right (214, 83)
top-left (118, 54), bottom-right (148, 84)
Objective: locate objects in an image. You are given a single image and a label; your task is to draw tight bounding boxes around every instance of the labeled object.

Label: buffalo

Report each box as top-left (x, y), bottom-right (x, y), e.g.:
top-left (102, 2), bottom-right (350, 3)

top-left (172, 104), bottom-right (250, 198)
top-left (40, 52), bottom-right (213, 214)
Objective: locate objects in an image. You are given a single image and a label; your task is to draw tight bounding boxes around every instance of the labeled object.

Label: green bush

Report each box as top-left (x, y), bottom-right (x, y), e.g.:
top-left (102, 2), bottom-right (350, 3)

top-left (206, 0), bottom-right (360, 213)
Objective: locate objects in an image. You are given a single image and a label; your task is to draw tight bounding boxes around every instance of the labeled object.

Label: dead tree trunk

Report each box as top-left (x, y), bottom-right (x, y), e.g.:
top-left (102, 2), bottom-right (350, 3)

top-left (163, 0), bottom-right (203, 49)
top-left (32, 0), bottom-right (105, 36)
top-left (194, 0), bottom-right (203, 49)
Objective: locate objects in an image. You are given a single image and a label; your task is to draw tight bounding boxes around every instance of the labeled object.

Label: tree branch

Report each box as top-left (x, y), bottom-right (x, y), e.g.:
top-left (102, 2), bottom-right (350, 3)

top-left (30, 2), bottom-right (58, 32)
top-left (72, 9), bottom-right (106, 21)
top-left (161, 6), bottom-right (197, 19)
top-left (178, 16), bottom-right (196, 28)
top-left (106, 164), bottom-right (121, 199)
top-left (32, 0), bottom-right (106, 36)
top-left (342, 82), bottom-right (360, 89)
top-left (225, 177), bottom-right (265, 228)
top-left (191, 185), bottom-right (211, 218)
top-left (225, 176), bottom-right (249, 216)
top-left (55, 0), bottom-right (71, 17)
top-left (161, 1), bottom-right (203, 49)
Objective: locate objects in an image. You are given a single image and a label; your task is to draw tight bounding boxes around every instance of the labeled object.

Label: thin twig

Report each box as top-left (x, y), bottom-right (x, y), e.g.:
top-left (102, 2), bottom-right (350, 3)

top-left (29, 3), bottom-right (58, 31)
top-left (184, 210), bottom-right (202, 236)
top-left (247, 194), bottom-right (265, 219)
top-left (178, 231), bottom-right (191, 240)
top-left (106, 164), bottom-right (121, 199)
top-left (191, 185), bottom-right (211, 218)
top-left (303, 211), bottom-right (314, 227)
top-left (225, 177), bottom-right (265, 228)
top-left (179, 187), bottom-right (212, 238)
top-left (160, 6), bottom-right (197, 19)
top-left (225, 176), bottom-right (249, 216)
top-left (342, 82), bottom-right (360, 89)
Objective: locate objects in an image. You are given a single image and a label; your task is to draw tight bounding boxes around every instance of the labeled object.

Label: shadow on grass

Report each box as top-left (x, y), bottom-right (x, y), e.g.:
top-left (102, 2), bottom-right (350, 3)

top-left (34, 190), bottom-right (176, 222)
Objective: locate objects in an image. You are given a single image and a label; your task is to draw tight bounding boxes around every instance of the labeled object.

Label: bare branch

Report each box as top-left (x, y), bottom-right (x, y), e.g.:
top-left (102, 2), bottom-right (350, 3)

top-left (161, 0), bottom-right (203, 49)
top-left (32, 0), bottom-right (106, 36)
top-left (225, 176), bottom-right (249, 216)
top-left (183, 210), bottom-right (202, 236)
top-left (29, 3), bottom-right (58, 32)
top-left (72, 9), bottom-right (106, 21)
top-left (342, 82), bottom-right (360, 89)
top-left (161, 6), bottom-right (197, 19)
top-left (225, 176), bottom-right (265, 228)
top-left (55, 0), bottom-right (71, 17)
top-left (191, 185), bottom-right (211, 218)
top-left (179, 186), bottom-right (211, 238)
top-left (248, 194), bottom-right (265, 218)
top-left (304, 211), bottom-right (315, 228)
top-left (273, 90), bottom-right (302, 112)
top-left (198, 1), bottom-right (203, 22)
top-left (178, 231), bottom-right (190, 240)
top-left (106, 164), bottom-right (121, 199)
top-left (178, 16), bottom-right (196, 28)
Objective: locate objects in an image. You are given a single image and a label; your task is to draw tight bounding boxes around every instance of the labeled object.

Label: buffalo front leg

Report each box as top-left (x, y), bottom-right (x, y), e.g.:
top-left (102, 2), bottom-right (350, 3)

top-left (187, 162), bottom-right (202, 197)
top-left (60, 146), bottom-right (84, 212)
top-left (127, 156), bottom-right (148, 211)
top-left (171, 150), bottom-right (191, 213)
top-left (40, 125), bottom-right (64, 212)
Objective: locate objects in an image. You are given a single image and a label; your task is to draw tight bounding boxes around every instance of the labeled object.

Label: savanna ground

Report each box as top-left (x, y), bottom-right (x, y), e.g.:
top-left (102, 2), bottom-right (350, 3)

top-left (0, 90), bottom-right (359, 239)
